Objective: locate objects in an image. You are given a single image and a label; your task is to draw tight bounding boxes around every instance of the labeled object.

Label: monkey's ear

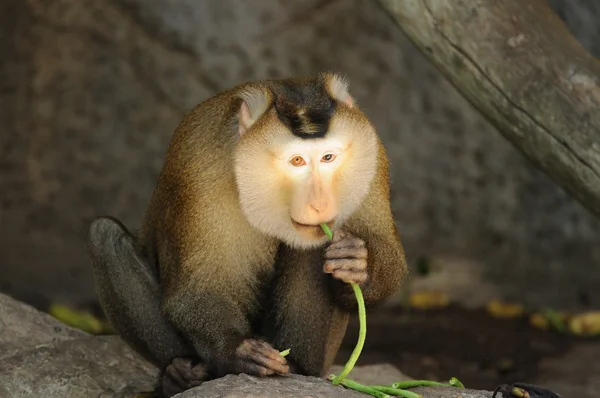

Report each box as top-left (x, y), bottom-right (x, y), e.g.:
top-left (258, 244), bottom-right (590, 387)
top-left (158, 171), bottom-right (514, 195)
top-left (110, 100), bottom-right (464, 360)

top-left (322, 72), bottom-right (355, 108)
top-left (238, 87), bottom-right (271, 137)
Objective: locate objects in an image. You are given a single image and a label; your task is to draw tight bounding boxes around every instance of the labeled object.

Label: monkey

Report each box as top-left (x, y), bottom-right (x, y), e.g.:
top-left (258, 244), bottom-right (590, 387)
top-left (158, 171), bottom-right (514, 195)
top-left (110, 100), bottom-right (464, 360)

top-left (87, 72), bottom-right (407, 397)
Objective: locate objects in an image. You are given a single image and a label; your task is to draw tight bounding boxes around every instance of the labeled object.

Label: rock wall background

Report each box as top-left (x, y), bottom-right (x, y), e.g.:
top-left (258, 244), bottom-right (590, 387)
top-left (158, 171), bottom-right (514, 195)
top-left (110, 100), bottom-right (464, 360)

top-left (1, 0), bottom-right (599, 311)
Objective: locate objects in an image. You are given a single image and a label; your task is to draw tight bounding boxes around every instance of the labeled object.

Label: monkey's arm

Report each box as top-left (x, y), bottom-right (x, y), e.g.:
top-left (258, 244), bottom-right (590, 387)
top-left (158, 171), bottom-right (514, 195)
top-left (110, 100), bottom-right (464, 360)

top-left (163, 285), bottom-right (247, 369)
top-left (261, 244), bottom-right (350, 377)
top-left (156, 196), bottom-right (289, 380)
top-left (162, 274), bottom-right (289, 379)
top-left (328, 152), bottom-right (407, 311)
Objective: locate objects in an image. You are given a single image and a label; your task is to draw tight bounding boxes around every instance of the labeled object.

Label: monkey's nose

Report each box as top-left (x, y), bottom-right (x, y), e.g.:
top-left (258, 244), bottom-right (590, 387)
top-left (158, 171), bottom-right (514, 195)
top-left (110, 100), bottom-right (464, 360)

top-left (309, 203), bottom-right (326, 213)
top-left (301, 202), bottom-right (336, 225)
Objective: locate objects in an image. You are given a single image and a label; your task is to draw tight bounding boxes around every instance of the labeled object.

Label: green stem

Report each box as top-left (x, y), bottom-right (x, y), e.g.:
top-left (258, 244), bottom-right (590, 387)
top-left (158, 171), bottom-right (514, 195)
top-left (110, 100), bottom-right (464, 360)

top-left (321, 223), bottom-right (334, 240)
top-left (279, 348), bottom-right (290, 357)
top-left (370, 385), bottom-right (423, 398)
top-left (332, 283), bottom-right (366, 384)
top-left (448, 377), bottom-right (465, 389)
top-left (319, 224), bottom-right (464, 397)
top-left (321, 223), bottom-right (367, 385)
top-left (391, 381), bottom-right (449, 389)
top-left (328, 375), bottom-right (392, 398)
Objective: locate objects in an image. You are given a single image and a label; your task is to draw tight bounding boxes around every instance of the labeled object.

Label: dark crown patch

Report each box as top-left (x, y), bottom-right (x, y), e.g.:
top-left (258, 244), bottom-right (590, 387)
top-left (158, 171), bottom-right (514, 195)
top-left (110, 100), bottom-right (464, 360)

top-left (269, 77), bottom-right (336, 139)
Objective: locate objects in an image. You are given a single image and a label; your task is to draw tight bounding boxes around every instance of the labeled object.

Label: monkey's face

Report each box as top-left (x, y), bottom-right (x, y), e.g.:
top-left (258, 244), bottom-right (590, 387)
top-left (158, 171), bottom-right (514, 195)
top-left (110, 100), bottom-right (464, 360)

top-left (234, 106), bottom-right (378, 249)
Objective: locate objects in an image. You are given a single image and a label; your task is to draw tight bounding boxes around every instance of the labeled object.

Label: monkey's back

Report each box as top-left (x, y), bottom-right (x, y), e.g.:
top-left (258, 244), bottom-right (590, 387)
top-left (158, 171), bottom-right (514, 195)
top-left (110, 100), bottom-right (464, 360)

top-left (135, 83), bottom-right (279, 296)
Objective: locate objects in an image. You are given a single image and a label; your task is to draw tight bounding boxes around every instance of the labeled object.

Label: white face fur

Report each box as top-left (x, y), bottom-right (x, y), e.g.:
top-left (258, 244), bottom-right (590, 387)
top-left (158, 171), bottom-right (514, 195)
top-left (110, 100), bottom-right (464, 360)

top-left (276, 136), bottom-right (346, 225)
top-left (233, 75), bottom-right (379, 249)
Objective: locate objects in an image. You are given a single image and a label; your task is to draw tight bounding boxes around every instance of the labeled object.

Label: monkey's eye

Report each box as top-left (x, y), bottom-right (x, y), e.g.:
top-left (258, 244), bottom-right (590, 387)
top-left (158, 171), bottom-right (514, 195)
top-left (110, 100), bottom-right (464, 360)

top-left (321, 153), bottom-right (336, 163)
top-left (289, 155), bottom-right (307, 167)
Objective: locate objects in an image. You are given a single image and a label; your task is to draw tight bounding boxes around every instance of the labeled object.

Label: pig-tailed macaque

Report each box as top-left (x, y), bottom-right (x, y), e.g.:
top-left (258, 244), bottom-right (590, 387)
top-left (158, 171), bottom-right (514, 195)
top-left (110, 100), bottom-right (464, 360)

top-left (87, 72), bottom-right (407, 397)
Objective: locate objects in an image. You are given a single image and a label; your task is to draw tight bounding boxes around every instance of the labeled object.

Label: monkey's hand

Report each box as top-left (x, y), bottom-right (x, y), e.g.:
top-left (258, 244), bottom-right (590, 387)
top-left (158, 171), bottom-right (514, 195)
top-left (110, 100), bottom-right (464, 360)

top-left (323, 229), bottom-right (369, 285)
top-left (231, 339), bottom-right (290, 377)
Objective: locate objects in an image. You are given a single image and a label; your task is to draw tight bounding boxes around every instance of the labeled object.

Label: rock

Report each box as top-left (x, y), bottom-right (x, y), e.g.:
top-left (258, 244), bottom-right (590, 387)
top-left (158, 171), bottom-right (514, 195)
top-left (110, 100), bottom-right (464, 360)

top-left (175, 372), bottom-right (491, 398)
top-left (0, 293), bottom-right (158, 398)
top-left (0, 291), bottom-right (85, 361)
top-left (0, 293), bottom-right (499, 397)
top-left (176, 373), bottom-right (376, 398)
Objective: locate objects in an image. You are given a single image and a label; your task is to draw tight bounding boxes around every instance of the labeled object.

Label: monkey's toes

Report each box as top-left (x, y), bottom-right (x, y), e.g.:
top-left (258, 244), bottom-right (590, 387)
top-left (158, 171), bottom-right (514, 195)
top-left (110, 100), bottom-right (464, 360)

top-left (161, 358), bottom-right (208, 397)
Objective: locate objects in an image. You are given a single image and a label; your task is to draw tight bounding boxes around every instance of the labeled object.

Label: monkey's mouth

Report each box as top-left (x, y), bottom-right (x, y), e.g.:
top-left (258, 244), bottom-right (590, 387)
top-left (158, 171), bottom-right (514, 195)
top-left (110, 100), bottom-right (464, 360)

top-left (291, 219), bottom-right (335, 237)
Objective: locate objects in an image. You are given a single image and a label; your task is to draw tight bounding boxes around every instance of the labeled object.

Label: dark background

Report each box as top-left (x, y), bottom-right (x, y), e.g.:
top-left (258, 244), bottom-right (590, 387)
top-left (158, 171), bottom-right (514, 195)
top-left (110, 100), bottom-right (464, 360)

top-left (2, 0), bottom-right (599, 312)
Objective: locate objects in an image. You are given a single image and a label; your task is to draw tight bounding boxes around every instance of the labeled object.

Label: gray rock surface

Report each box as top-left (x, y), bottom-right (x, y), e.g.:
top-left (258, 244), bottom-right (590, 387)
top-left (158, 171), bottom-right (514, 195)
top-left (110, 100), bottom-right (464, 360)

top-left (0, 293), bottom-right (157, 398)
top-left (0, 290), bottom-right (85, 360)
top-left (175, 373), bottom-right (492, 398)
top-left (2, 0), bottom-right (600, 312)
top-left (0, 292), bottom-right (498, 398)
top-left (174, 363), bottom-right (495, 397)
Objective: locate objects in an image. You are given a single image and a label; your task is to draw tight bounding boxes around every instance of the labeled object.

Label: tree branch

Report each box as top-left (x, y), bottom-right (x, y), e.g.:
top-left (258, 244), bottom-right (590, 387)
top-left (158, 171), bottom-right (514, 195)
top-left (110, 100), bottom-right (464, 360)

top-left (376, 0), bottom-right (600, 217)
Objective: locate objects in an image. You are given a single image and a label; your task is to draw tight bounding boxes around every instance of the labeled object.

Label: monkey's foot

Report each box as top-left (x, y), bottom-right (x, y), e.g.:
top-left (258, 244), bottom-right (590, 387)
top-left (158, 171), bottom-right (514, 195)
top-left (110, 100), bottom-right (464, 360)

top-left (233, 338), bottom-right (290, 377)
top-left (160, 357), bottom-right (209, 398)
top-left (324, 229), bottom-right (369, 284)
top-left (492, 382), bottom-right (562, 398)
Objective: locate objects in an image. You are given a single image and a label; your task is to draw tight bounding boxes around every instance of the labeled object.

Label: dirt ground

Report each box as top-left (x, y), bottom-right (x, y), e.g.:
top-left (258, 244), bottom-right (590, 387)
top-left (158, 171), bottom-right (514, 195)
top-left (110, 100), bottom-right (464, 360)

top-left (335, 305), bottom-right (597, 392)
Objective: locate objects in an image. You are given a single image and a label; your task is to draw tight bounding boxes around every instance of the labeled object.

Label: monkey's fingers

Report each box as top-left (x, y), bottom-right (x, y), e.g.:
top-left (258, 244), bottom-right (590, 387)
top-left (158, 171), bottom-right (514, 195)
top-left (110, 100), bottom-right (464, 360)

top-left (237, 339), bottom-right (290, 375)
top-left (327, 237), bottom-right (366, 251)
top-left (331, 229), bottom-right (347, 243)
top-left (324, 246), bottom-right (368, 260)
top-left (249, 352), bottom-right (291, 375)
top-left (324, 259), bottom-right (367, 273)
top-left (246, 340), bottom-right (288, 365)
top-left (233, 360), bottom-right (280, 377)
top-left (331, 269), bottom-right (369, 284)
top-left (234, 353), bottom-right (290, 377)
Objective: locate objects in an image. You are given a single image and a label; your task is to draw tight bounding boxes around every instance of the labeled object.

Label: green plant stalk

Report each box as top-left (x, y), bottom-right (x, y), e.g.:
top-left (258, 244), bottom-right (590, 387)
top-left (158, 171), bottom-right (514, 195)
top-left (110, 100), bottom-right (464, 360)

top-left (327, 375), bottom-right (392, 398)
top-left (448, 377), bottom-right (465, 389)
top-left (370, 385), bottom-right (423, 398)
top-left (320, 223), bottom-right (367, 385)
top-left (320, 223), bottom-right (465, 396)
top-left (279, 348), bottom-right (290, 357)
top-left (321, 223), bottom-right (334, 240)
top-left (390, 381), bottom-right (450, 389)
top-left (333, 283), bottom-right (366, 385)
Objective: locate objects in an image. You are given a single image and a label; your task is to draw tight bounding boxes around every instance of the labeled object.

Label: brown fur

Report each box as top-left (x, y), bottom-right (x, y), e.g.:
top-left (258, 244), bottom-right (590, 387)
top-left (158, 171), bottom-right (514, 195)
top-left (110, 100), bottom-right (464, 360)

top-left (87, 73), bottom-right (406, 397)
